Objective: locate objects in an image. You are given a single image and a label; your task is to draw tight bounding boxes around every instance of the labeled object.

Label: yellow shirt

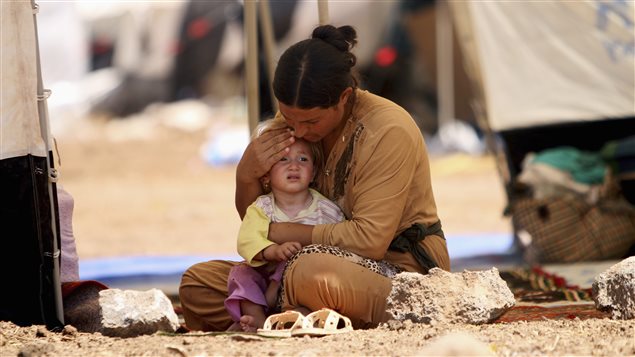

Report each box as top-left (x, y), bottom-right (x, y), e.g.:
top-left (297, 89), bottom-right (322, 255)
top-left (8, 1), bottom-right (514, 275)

top-left (237, 189), bottom-right (345, 266)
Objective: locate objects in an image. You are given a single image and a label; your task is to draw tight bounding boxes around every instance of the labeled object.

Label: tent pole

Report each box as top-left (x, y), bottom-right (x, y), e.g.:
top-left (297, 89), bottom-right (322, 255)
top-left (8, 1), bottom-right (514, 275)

top-left (318, 0), bottom-right (329, 25)
top-left (31, 0), bottom-right (64, 328)
top-left (258, 0), bottom-right (278, 114)
top-left (245, 0), bottom-right (260, 133)
top-left (436, 0), bottom-right (455, 128)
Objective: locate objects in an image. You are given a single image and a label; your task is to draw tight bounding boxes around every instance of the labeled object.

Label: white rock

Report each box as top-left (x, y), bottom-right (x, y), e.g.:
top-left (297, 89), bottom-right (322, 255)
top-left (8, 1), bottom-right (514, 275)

top-left (99, 288), bottom-right (180, 337)
top-left (592, 257), bottom-right (635, 320)
top-left (386, 268), bottom-right (515, 324)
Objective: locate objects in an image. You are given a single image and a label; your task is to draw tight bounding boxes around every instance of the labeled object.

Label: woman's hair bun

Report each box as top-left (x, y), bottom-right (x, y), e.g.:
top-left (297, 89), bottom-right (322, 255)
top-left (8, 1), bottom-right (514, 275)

top-left (311, 25), bottom-right (357, 52)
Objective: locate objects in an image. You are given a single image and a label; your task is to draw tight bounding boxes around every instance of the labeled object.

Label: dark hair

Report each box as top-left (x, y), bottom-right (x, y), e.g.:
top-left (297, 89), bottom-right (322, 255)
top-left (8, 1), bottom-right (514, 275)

top-left (273, 25), bottom-right (359, 109)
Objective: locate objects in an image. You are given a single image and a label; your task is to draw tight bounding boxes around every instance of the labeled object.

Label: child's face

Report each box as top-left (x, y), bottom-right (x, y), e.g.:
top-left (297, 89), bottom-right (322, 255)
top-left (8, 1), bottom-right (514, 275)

top-left (268, 140), bottom-right (315, 195)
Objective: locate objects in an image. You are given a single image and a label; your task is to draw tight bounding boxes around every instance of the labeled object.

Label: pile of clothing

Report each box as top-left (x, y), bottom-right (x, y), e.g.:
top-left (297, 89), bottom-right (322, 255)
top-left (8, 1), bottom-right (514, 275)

top-left (510, 136), bottom-right (635, 264)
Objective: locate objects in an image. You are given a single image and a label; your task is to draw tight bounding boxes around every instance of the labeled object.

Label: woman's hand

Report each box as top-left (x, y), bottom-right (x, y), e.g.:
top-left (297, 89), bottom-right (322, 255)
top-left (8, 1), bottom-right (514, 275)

top-left (235, 127), bottom-right (295, 218)
top-left (237, 127), bottom-right (295, 184)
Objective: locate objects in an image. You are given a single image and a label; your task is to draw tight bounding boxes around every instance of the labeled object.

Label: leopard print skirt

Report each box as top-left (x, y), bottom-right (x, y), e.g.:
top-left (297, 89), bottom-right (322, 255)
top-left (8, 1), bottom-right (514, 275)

top-left (275, 244), bottom-right (402, 311)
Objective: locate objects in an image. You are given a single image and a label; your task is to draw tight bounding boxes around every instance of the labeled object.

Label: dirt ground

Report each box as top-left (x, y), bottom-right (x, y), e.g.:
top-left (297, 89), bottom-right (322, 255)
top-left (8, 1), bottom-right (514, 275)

top-left (3, 116), bottom-right (634, 356)
top-left (1, 318), bottom-right (633, 356)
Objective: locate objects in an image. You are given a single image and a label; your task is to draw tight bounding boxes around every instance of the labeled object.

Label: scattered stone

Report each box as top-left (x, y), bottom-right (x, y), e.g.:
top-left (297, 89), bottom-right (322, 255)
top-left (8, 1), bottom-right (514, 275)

top-left (386, 268), bottom-right (515, 324)
top-left (62, 325), bottom-right (78, 336)
top-left (165, 345), bottom-right (188, 357)
top-left (99, 288), bottom-right (180, 337)
top-left (416, 331), bottom-right (495, 356)
top-left (384, 319), bottom-right (405, 331)
top-left (35, 327), bottom-right (48, 338)
top-left (592, 257), bottom-right (635, 320)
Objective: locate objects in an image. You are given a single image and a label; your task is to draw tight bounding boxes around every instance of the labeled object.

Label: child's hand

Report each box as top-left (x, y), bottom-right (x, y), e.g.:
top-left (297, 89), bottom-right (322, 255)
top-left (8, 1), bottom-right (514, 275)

top-left (263, 242), bottom-right (302, 261)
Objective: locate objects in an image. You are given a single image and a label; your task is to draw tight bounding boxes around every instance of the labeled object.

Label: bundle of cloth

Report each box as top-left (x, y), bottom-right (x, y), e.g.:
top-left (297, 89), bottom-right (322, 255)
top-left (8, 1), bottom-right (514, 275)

top-left (601, 135), bottom-right (635, 205)
top-left (518, 146), bottom-right (608, 203)
top-left (512, 140), bottom-right (635, 264)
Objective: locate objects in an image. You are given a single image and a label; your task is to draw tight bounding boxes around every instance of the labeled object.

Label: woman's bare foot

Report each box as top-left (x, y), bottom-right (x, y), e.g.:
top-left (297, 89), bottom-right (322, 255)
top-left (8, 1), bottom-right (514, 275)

top-left (239, 314), bottom-right (265, 332)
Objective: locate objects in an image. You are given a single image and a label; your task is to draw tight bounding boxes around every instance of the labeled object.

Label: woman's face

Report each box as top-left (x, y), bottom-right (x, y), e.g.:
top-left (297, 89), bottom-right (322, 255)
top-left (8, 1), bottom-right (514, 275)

top-left (278, 88), bottom-right (352, 143)
top-left (268, 140), bottom-right (315, 195)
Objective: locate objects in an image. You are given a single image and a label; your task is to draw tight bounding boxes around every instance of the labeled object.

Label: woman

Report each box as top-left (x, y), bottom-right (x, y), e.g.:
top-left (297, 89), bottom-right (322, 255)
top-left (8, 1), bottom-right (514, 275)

top-left (179, 24), bottom-right (450, 331)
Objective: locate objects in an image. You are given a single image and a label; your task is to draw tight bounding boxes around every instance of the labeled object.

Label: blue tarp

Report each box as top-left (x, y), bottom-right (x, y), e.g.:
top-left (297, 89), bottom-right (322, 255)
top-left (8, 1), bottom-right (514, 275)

top-left (79, 233), bottom-right (514, 281)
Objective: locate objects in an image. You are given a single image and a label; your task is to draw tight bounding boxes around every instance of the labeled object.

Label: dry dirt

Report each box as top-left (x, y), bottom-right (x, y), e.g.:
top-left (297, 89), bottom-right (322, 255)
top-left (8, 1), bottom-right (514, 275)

top-left (1, 318), bottom-right (633, 356)
top-left (2, 117), bottom-right (633, 356)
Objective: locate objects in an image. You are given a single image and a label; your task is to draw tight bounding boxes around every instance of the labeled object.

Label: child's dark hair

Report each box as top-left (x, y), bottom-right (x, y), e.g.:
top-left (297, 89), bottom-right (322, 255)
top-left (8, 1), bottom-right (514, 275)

top-left (273, 25), bottom-right (359, 109)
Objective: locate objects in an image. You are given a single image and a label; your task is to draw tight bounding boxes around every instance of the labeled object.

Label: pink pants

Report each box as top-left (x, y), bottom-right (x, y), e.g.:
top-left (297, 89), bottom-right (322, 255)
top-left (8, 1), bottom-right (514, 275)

top-left (224, 262), bottom-right (285, 322)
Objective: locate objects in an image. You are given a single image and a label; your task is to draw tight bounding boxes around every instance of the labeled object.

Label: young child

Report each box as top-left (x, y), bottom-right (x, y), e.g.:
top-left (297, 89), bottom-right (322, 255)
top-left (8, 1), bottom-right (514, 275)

top-left (224, 119), bottom-right (344, 332)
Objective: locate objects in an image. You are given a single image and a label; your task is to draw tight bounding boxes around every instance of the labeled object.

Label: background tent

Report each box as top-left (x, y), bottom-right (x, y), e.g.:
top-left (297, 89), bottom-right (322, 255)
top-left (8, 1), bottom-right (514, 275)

top-left (0, 0), bottom-right (64, 328)
top-left (450, 0), bottom-right (635, 199)
top-left (449, 1), bottom-right (635, 262)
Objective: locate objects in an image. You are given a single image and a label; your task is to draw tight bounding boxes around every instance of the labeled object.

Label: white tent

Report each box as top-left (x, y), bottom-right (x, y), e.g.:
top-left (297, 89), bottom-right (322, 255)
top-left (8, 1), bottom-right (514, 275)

top-left (1, 0), bottom-right (63, 328)
top-left (450, 0), bottom-right (634, 185)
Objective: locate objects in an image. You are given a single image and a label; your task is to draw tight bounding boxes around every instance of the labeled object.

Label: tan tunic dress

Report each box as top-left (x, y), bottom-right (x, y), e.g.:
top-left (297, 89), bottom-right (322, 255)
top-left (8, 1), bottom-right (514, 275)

top-left (310, 89), bottom-right (449, 271)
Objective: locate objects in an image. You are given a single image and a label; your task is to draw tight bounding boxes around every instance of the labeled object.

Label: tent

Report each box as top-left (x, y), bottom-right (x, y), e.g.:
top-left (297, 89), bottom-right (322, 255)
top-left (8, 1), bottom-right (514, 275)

top-left (448, 1), bottom-right (635, 262)
top-left (0, 0), bottom-right (64, 328)
top-left (449, 0), bottom-right (635, 199)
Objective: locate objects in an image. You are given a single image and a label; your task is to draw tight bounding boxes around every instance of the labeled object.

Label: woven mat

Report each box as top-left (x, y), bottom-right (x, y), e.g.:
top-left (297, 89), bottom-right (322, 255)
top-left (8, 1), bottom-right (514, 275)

top-left (495, 266), bottom-right (611, 323)
top-left (499, 266), bottom-right (594, 303)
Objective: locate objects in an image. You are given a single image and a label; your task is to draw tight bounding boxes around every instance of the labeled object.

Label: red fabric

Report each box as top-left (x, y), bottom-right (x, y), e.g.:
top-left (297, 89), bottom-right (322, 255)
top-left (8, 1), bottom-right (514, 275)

top-left (61, 280), bottom-right (108, 299)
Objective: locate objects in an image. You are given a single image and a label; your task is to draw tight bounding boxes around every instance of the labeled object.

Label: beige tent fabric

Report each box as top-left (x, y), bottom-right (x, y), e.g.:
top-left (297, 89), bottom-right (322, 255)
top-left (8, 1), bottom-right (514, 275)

top-left (451, 1), bottom-right (634, 131)
top-left (1, 1), bottom-right (46, 160)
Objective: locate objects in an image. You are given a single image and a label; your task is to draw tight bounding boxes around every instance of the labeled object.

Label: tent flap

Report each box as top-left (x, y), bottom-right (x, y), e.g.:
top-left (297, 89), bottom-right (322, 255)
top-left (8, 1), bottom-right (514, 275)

top-left (1, 0), bottom-right (46, 160)
top-left (452, 1), bottom-right (635, 131)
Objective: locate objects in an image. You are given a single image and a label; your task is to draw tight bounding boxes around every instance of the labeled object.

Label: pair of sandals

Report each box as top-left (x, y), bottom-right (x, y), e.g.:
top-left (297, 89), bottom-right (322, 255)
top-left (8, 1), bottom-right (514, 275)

top-left (257, 308), bottom-right (353, 337)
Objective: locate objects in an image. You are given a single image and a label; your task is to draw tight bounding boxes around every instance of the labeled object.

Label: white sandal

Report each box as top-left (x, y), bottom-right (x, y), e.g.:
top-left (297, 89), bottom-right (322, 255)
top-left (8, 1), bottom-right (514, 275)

top-left (291, 308), bottom-right (353, 337)
top-left (256, 311), bottom-right (305, 337)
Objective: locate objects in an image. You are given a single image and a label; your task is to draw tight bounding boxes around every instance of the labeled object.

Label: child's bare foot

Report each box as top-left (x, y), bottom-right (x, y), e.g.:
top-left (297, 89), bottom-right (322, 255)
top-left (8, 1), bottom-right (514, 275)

top-left (226, 322), bottom-right (243, 332)
top-left (239, 314), bottom-right (265, 332)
